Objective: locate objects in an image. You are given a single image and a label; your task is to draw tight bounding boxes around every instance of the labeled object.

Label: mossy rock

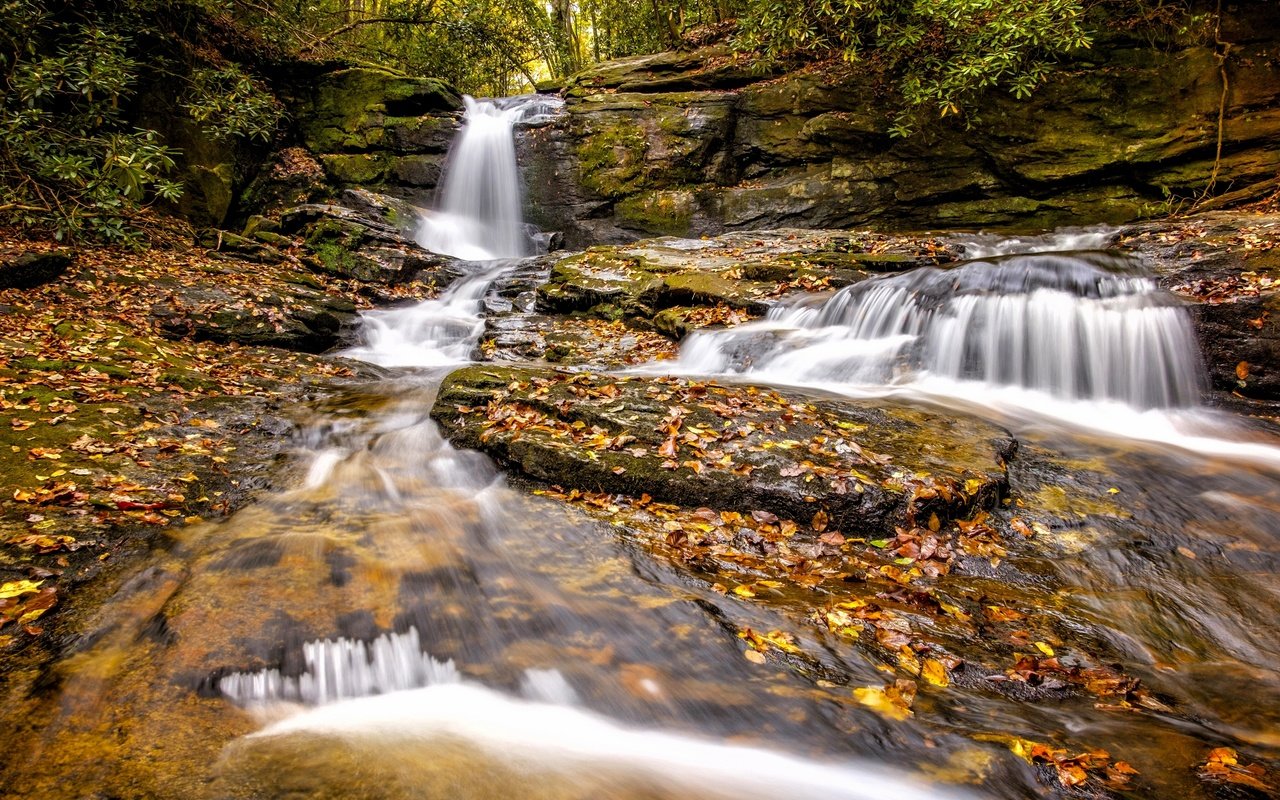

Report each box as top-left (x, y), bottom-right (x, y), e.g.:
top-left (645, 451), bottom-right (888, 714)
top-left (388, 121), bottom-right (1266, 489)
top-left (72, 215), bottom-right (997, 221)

top-left (575, 118), bottom-right (650, 199)
top-left (300, 68), bottom-right (461, 155)
top-left (432, 366), bottom-right (1013, 535)
top-left (614, 190), bottom-right (698, 237)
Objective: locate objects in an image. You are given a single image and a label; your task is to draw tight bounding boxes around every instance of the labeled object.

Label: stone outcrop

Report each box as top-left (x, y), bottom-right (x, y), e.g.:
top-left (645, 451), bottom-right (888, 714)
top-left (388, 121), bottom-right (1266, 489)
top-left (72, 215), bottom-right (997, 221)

top-left (281, 190), bottom-right (443, 284)
top-left (520, 6), bottom-right (1280, 247)
top-left (292, 67), bottom-right (461, 196)
top-left (432, 365), bottom-right (1012, 535)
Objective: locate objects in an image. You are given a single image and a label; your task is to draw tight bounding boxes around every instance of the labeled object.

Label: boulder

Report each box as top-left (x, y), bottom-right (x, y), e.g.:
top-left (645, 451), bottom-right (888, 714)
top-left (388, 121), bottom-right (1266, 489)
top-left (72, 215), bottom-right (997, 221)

top-left (281, 199), bottom-right (441, 284)
top-left (149, 271), bottom-right (358, 353)
top-left (432, 366), bottom-right (1013, 536)
top-left (0, 249), bottom-right (73, 289)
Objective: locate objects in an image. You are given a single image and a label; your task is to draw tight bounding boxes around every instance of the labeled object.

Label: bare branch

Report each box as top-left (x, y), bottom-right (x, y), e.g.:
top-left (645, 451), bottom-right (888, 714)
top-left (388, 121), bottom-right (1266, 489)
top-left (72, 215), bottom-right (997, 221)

top-left (300, 6), bottom-right (441, 54)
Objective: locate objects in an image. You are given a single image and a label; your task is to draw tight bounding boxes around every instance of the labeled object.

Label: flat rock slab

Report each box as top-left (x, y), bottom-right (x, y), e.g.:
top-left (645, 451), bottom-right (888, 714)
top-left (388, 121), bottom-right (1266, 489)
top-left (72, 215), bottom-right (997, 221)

top-left (432, 365), bottom-right (1013, 537)
top-left (535, 228), bottom-right (954, 326)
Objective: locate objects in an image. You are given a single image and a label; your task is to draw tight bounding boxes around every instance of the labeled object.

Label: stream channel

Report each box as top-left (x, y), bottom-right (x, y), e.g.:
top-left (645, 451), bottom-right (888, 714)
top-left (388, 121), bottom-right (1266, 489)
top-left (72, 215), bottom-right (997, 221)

top-left (8, 96), bottom-right (1280, 800)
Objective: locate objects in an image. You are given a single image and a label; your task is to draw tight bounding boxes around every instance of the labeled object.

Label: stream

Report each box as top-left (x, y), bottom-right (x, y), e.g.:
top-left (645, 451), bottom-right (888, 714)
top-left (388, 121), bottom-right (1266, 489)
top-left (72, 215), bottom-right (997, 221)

top-left (7, 96), bottom-right (1279, 800)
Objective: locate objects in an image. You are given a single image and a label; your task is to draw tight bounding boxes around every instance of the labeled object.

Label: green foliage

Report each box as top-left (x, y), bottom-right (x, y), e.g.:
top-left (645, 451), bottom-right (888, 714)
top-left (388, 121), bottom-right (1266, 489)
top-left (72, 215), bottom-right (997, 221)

top-left (0, 0), bottom-right (288, 242)
top-left (735, 0), bottom-right (1097, 135)
top-left (0, 3), bottom-right (181, 241)
top-left (182, 65), bottom-right (286, 143)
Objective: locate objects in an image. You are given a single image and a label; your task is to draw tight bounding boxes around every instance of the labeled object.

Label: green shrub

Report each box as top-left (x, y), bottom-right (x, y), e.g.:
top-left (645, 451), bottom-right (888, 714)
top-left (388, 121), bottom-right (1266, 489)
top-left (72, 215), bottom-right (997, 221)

top-left (182, 64), bottom-right (285, 144)
top-left (0, 0), bottom-right (284, 243)
top-left (735, 0), bottom-right (1097, 136)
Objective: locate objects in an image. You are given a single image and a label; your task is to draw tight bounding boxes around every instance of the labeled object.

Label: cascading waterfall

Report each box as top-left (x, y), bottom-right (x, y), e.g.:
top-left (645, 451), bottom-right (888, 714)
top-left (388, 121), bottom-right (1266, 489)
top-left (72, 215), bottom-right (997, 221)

top-left (340, 260), bottom-right (516, 368)
top-left (343, 94), bottom-right (559, 368)
top-left (674, 240), bottom-right (1206, 410)
top-left (417, 95), bottom-right (559, 261)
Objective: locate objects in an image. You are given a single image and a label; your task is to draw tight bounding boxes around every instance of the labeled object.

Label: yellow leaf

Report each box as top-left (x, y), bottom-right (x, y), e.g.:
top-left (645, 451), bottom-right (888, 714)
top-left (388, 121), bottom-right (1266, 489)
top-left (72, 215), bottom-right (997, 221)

top-left (0, 579), bottom-right (43, 599)
top-left (853, 686), bottom-right (912, 720)
top-left (733, 584), bottom-right (756, 598)
top-left (1034, 641), bottom-right (1055, 657)
top-left (922, 658), bottom-right (950, 687)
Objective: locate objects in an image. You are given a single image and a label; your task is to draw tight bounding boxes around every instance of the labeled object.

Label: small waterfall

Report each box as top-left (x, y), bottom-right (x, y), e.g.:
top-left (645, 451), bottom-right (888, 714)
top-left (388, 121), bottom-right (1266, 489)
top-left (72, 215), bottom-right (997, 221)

top-left (220, 627), bottom-right (459, 706)
top-left (674, 241), bottom-right (1205, 410)
top-left (418, 95), bottom-right (559, 261)
top-left (340, 260), bottom-right (515, 368)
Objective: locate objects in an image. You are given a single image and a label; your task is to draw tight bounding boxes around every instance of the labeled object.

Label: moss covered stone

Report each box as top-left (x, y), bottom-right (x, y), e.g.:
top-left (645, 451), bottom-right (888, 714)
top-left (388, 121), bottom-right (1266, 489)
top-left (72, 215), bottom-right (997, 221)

top-left (432, 365), bottom-right (1012, 534)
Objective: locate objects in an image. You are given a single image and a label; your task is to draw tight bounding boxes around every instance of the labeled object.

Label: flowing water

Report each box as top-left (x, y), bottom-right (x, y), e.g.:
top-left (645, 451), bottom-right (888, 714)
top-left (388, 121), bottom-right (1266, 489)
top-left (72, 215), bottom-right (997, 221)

top-left (417, 95), bottom-right (560, 261)
top-left (5, 100), bottom-right (1280, 800)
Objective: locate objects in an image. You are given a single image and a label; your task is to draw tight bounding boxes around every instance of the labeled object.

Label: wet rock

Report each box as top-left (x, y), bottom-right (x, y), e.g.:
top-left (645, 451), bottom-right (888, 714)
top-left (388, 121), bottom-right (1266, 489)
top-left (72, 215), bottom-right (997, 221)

top-left (534, 229), bottom-right (949, 327)
top-left (1123, 212), bottom-right (1280, 402)
top-left (282, 201), bottom-right (441, 284)
top-left (0, 249), bottom-right (73, 289)
top-left (431, 365), bottom-right (1012, 535)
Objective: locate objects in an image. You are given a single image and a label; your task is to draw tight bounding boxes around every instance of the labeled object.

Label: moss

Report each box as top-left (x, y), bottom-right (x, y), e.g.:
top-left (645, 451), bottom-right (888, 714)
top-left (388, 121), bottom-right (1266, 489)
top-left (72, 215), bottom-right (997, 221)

top-left (614, 190), bottom-right (696, 237)
top-left (159, 369), bottom-right (219, 391)
top-left (12, 358), bottom-right (131, 379)
top-left (307, 242), bottom-right (361, 277)
top-left (576, 120), bottom-right (649, 198)
top-left (318, 154), bottom-right (389, 185)
top-left (252, 231), bottom-right (293, 249)
top-left (300, 68), bottom-right (461, 154)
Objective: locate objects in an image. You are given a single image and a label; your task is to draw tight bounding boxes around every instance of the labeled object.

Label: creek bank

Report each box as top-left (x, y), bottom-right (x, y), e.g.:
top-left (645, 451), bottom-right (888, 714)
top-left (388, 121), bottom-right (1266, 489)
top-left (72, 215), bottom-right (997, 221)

top-left (0, 225), bottom-right (380, 669)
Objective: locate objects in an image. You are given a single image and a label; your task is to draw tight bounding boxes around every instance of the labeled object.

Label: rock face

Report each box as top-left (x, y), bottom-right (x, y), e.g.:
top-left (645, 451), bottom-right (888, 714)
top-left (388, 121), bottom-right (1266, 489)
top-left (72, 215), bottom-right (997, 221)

top-left (432, 365), bottom-right (1013, 535)
top-left (293, 67), bottom-right (461, 196)
top-left (520, 7), bottom-right (1280, 247)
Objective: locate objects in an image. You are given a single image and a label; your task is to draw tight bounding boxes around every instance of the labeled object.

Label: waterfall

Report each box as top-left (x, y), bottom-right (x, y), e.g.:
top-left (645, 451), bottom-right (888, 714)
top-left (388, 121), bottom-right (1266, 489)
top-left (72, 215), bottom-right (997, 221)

top-left (673, 241), bottom-right (1206, 410)
top-left (340, 260), bottom-right (515, 368)
top-left (344, 95), bottom-right (560, 368)
top-left (418, 95), bottom-right (558, 262)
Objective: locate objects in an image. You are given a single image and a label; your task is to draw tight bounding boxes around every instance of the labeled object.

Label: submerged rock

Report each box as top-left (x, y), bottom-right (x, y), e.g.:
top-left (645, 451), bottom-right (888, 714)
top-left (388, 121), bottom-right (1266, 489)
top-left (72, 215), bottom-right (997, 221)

top-left (431, 365), bottom-right (1012, 536)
